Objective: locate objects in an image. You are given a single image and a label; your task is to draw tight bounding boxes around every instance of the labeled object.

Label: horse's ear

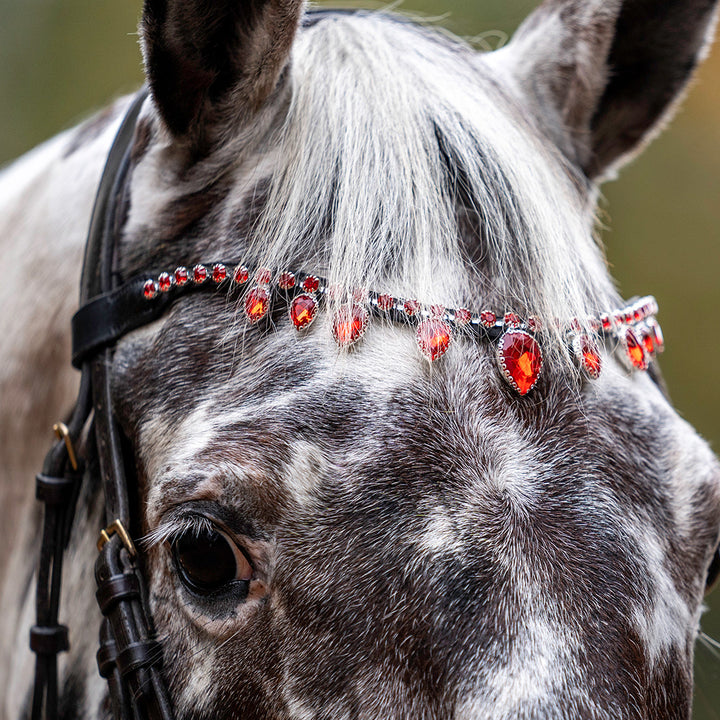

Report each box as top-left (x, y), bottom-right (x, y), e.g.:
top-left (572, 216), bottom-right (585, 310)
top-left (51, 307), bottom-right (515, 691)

top-left (141, 0), bottom-right (304, 147)
top-left (492, 0), bottom-right (719, 180)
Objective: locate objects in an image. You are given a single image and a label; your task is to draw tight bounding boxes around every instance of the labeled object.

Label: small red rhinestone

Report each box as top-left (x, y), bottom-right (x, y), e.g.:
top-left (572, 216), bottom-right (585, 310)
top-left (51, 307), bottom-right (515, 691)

top-left (193, 265), bottom-right (207, 284)
top-left (174, 267), bottom-right (189, 286)
top-left (244, 287), bottom-right (270, 323)
top-left (612, 311), bottom-right (625, 328)
top-left (377, 294), bottom-right (394, 311)
top-left (255, 268), bottom-right (272, 285)
top-left (570, 318), bottom-right (582, 333)
top-left (624, 328), bottom-right (647, 370)
top-left (497, 330), bottom-right (543, 395)
top-left (404, 300), bottom-right (420, 316)
top-left (417, 319), bottom-right (452, 361)
top-left (332, 305), bottom-right (368, 347)
top-left (302, 276), bottom-right (320, 293)
top-left (212, 263), bottom-right (227, 283)
top-left (278, 271), bottom-right (296, 290)
top-left (573, 334), bottom-right (602, 380)
top-left (454, 308), bottom-right (472, 326)
top-left (527, 316), bottom-right (541, 332)
top-left (633, 307), bottom-right (643, 323)
top-left (233, 265), bottom-right (249, 284)
top-left (158, 272), bottom-right (173, 292)
top-left (624, 310), bottom-right (634, 324)
top-left (143, 280), bottom-right (158, 299)
top-left (600, 313), bottom-right (611, 331)
top-left (504, 312), bottom-right (521, 327)
top-left (480, 310), bottom-right (496, 328)
top-left (429, 305), bottom-right (445, 318)
top-left (353, 287), bottom-right (368, 303)
top-left (290, 294), bottom-right (318, 330)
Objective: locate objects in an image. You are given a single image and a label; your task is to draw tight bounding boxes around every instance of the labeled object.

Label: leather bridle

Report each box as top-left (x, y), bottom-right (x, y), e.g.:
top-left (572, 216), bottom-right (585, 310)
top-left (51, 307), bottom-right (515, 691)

top-left (31, 88), bottom-right (174, 720)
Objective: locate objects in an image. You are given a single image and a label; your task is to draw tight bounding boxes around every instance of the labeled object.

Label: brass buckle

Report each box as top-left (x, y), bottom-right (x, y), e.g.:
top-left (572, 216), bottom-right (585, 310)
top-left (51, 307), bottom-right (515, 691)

top-left (53, 422), bottom-right (78, 472)
top-left (97, 519), bottom-right (137, 558)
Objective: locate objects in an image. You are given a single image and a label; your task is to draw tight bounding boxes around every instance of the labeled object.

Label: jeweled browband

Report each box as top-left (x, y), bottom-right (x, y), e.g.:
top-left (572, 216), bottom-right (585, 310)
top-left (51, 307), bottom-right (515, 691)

top-left (70, 258), bottom-right (662, 396)
top-left (113, 262), bottom-right (660, 396)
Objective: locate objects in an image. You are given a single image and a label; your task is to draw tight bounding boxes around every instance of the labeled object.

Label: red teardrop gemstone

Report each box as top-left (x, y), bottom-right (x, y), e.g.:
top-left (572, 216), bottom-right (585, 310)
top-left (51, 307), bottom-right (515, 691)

top-left (648, 318), bottom-right (664, 353)
top-left (212, 263), bottom-right (227, 283)
top-left (454, 308), bottom-right (471, 325)
top-left (497, 330), bottom-right (543, 395)
top-left (244, 287), bottom-right (270, 323)
top-left (624, 328), bottom-right (647, 370)
top-left (255, 268), bottom-right (272, 285)
top-left (233, 265), bottom-right (249, 284)
top-left (158, 272), bottom-right (173, 292)
top-left (174, 267), bottom-right (189, 286)
top-left (417, 320), bottom-right (451, 361)
top-left (302, 276), bottom-right (320, 293)
top-left (193, 265), bottom-right (207, 284)
top-left (290, 294), bottom-right (318, 330)
top-left (641, 328), bottom-right (655, 356)
top-left (377, 294), bottom-right (394, 311)
top-left (573, 333), bottom-right (602, 380)
top-left (332, 304), bottom-right (368, 347)
top-left (143, 280), bottom-right (158, 299)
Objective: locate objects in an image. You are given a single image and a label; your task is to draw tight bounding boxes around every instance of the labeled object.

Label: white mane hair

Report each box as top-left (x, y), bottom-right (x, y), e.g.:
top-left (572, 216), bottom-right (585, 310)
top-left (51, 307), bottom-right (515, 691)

top-left (242, 13), bottom-right (619, 338)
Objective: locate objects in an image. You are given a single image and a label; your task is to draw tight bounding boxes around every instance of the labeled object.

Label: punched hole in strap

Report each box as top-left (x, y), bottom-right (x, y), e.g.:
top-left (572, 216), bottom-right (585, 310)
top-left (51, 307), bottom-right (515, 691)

top-left (96, 573), bottom-right (141, 615)
top-left (116, 640), bottom-right (163, 678)
top-left (30, 625), bottom-right (69, 655)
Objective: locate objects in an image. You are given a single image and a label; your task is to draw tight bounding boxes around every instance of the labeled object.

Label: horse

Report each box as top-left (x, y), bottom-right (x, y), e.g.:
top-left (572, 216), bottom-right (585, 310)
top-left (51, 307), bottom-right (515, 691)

top-left (1, 0), bottom-right (719, 717)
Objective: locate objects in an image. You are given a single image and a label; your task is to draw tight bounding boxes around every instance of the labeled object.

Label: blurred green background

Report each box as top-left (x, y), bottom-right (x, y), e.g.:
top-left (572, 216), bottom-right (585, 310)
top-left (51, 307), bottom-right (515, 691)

top-left (1, 0), bottom-right (719, 714)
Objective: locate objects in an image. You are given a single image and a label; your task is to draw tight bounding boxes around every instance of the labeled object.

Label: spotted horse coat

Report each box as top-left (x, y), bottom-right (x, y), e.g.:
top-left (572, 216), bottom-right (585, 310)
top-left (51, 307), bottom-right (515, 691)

top-left (1, 1), bottom-right (719, 719)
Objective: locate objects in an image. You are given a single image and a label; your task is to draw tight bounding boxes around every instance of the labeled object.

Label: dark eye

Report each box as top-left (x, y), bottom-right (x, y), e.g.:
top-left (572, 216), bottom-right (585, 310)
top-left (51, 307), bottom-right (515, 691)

top-left (172, 525), bottom-right (253, 596)
top-left (706, 544), bottom-right (720, 594)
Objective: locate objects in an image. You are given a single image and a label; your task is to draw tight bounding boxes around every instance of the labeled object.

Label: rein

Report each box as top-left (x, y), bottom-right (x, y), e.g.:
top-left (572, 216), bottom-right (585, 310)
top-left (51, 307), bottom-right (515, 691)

top-left (31, 88), bottom-right (174, 720)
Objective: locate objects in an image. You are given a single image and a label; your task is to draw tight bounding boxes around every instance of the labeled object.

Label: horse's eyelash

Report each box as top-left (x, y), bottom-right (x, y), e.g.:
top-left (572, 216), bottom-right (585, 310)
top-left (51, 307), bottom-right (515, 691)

top-left (142, 514), bottom-right (215, 550)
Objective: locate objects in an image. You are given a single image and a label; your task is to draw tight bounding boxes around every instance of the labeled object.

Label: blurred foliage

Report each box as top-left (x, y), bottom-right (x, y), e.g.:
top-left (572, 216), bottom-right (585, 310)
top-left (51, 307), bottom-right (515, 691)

top-left (1, 0), bottom-right (719, 716)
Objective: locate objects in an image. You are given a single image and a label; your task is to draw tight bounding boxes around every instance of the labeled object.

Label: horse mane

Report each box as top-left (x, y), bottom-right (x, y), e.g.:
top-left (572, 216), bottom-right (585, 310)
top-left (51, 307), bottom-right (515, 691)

top-left (239, 12), bottom-right (619, 345)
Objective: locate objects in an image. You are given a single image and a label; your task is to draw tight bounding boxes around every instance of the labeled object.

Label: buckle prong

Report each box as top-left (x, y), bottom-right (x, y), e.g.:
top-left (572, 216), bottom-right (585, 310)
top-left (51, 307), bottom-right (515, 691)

top-left (97, 520), bottom-right (137, 557)
top-left (53, 422), bottom-right (79, 472)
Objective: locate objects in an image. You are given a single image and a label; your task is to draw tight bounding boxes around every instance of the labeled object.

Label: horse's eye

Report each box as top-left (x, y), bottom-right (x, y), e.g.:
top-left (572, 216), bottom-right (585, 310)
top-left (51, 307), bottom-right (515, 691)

top-left (706, 544), bottom-right (720, 594)
top-left (172, 526), bottom-right (252, 596)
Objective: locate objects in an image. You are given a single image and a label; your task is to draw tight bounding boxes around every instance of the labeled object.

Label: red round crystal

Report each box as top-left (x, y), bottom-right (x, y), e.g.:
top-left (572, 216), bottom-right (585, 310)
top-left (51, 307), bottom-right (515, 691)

top-left (143, 280), bottom-right (158, 299)
top-left (193, 265), bottom-right (207, 284)
top-left (600, 313), bottom-right (611, 331)
top-left (429, 305), bottom-right (445, 318)
top-left (480, 310), bottom-right (496, 328)
top-left (573, 333), bottom-right (602, 380)
top-left (404, 299), bottom-right (420, 316)
top-left (158, 272), bottom-right (173, 292)
top-left (212, 263), bottom-right (227, 283)
top-left (278, 271), bottom-right (296, 290)
top-left (376, 294), bottom-right (394, 311)
top-left (454, 308), bottom-right (472, 326)
top-left (244, 287), bottom-right (270, 323)
top-left (497, 330), bottom-right (543, 395)
top-left (504, 312), bottom-right (521, 327)
top-left (174, 267), bottom-right (189, 286)
top-left (332, 304), bottom-right (368, 347)
top-left (233, 265), bottom-right (249, 284)
top-left (302, 276), bottom-right (320, 293)
top-left (417, 319), bottom-right (451, 361)
top-left (255, 268), bottom-right (272, 285)
top-left (624, 328), bottom-right (647, 370)
top-left (290, 294), bottom-right (318, 330)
